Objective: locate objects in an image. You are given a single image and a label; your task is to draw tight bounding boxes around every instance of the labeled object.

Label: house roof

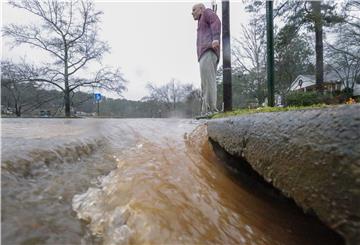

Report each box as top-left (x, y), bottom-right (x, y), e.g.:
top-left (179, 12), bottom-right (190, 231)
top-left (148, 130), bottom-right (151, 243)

top-left (302, 75), bottom-right (315, 81)
top-left (290, 71), bottom-right (343, 91)
top-left (300, 72), bottom-right (342, 83)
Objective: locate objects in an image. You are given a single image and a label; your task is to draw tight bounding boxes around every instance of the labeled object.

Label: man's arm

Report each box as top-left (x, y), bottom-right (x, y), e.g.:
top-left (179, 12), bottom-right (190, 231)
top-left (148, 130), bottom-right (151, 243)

top-left (204, 9), bottom-right (221, 51)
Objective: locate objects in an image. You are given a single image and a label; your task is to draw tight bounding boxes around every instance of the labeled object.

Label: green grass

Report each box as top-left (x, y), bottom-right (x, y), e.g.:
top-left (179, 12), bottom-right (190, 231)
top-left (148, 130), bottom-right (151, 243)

top-left (210, 104), bottom-right (331, 119)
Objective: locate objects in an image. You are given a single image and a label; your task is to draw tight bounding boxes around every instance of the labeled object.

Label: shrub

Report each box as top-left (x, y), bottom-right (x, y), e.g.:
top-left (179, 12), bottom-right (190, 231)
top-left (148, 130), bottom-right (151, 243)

top-left (284, 91), bottom-right (334, 106)
top-left (334, 89), bottom-right (354, 103)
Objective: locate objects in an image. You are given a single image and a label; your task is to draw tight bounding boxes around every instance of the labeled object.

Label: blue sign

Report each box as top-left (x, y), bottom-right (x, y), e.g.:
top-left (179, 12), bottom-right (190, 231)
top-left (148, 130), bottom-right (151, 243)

top-left (94, 93), bottom-right (102, 102)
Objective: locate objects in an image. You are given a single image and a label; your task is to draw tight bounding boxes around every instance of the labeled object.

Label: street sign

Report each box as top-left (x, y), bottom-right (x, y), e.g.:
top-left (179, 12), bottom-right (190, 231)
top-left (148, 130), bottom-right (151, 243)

top-left (94, 93), bottom-right (102, 102)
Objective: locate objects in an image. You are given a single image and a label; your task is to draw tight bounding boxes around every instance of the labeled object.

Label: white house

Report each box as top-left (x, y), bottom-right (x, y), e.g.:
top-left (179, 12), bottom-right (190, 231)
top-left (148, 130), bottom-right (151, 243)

top-left (290, 71), bottom-right (360, 96)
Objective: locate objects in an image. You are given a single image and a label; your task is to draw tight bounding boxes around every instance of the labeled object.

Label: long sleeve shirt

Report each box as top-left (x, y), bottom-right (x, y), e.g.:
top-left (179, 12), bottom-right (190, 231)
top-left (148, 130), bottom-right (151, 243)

top-left (196, 8), bottom-right (221, 62)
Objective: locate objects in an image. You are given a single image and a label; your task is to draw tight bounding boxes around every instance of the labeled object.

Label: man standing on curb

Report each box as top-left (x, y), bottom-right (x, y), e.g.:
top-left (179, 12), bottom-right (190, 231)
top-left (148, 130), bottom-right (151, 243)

top-left (192, 3), bottom-right (221, 115)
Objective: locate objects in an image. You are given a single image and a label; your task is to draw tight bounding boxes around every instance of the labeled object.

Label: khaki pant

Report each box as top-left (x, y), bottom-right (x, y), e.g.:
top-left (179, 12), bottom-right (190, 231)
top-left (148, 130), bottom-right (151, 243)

top-left (199, 50), bottom-right (218, 114)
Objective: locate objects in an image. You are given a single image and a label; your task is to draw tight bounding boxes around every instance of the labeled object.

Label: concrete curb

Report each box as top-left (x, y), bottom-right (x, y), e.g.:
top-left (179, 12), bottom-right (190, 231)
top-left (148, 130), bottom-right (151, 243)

top-left (207, 104), bottom-right (360, 244)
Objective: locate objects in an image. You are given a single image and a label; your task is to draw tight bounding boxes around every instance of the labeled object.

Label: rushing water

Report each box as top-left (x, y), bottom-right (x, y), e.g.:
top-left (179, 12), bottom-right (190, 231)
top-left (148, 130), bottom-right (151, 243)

top-left (1, 118), bottom-right (343, 245)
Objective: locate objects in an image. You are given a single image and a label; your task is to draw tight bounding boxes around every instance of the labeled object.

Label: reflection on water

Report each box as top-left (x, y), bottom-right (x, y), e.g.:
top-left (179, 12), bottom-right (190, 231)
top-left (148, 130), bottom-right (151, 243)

top-left (1, 119), bottom-right (343, 245)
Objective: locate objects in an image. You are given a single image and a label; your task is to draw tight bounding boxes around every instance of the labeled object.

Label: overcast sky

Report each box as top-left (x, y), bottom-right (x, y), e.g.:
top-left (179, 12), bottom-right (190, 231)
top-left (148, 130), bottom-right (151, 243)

top-left (1, 0), bottom-right (250, 101)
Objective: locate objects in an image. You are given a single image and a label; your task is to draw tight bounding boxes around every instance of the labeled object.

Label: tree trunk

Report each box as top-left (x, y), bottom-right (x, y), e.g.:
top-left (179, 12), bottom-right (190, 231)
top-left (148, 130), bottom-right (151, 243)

top-left (64, 88), bottom-right (70, 117)
top-left (64, 46), bottom-right (71, 117)
top-left (312, 1), bottom-right (324, 92)
top-left (14, 103), bottom-right (21, 117)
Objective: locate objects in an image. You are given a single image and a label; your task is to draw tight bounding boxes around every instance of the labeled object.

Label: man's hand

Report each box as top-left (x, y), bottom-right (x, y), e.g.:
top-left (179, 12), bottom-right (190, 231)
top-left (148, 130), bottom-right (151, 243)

top-left (212, 40), bottom-right (220, 51)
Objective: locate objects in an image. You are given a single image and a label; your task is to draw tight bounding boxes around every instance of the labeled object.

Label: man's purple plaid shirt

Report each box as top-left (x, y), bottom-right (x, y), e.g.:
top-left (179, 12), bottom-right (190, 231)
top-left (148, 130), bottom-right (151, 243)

top-left (196, 8), bottom-right (221, 62)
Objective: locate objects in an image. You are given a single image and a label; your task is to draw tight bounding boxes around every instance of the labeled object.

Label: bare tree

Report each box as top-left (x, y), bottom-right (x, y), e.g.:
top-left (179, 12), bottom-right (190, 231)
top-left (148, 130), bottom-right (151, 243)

top-left (184, 88), bottom-right (201, 117)
top-left (3, 0), bottom-right (126, 117)
top-left (326, 2), bottom-right (360, 95)
top-left (2, 60), bottom-right (35, 116)
top-left (1, 60), bottom-right (63, 116)
top-left (232, 16), bottom-right (267, 105)
top-left (143, 79), bottom-right (195, 113)
top-left (326, 0), bottom-right (360, 60)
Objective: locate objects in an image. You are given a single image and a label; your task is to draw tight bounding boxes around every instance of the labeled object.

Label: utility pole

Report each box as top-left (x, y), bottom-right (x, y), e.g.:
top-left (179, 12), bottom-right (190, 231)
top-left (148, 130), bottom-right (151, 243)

top-left (97, 101), bottom-right (100, 117)
top-left (94, 92), bottom-right (101, 117)
top-left (266, 0), bottom-right (275, 107)
top-left (222, 0), bottom-right (232, 111)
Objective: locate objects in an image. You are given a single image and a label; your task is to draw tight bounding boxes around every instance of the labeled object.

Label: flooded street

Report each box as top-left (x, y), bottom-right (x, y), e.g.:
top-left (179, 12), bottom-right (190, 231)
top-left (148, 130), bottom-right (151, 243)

top-left (1, 119), bottom-right (343, 245)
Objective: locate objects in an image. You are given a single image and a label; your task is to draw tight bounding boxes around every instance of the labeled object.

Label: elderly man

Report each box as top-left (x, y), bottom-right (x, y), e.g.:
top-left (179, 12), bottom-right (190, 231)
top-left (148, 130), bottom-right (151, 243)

top-left (192, 3), bottom-right (221, 115)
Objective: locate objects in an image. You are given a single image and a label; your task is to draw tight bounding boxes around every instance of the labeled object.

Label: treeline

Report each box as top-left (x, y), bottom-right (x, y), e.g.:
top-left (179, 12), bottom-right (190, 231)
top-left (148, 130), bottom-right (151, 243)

top-left (1, 79), bottom-right (201, 118)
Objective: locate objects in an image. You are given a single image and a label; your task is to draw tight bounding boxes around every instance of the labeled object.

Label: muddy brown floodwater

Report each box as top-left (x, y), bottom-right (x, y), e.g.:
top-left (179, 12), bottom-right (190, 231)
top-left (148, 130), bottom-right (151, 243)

top-left (1, 119), bottom-right (344, 245)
